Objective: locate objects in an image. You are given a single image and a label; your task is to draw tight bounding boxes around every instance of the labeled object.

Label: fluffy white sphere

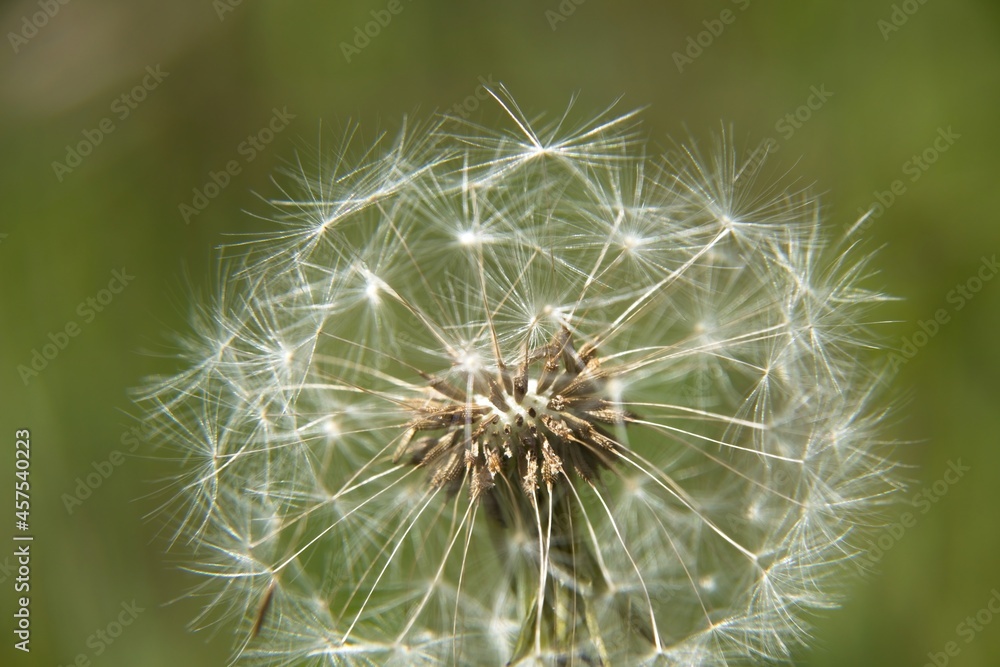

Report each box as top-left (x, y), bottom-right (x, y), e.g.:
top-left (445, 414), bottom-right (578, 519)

top-left (137, 88), bottom-right (899, 666)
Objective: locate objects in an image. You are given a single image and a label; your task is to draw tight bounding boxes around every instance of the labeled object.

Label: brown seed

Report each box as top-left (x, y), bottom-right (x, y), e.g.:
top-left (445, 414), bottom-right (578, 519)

top-left (252, 582), bottom-right (276, 638)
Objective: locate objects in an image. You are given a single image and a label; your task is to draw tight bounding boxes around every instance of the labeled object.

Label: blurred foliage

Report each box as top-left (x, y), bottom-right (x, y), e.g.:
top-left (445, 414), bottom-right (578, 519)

top-left (1, 1), bottom-right (998, 665)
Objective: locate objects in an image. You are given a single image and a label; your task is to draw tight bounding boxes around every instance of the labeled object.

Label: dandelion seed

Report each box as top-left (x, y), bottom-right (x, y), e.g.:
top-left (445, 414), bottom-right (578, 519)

top-left (251, 581), bottom-right (276, 638)
top-left (136, 88), bottom-right (900, 666)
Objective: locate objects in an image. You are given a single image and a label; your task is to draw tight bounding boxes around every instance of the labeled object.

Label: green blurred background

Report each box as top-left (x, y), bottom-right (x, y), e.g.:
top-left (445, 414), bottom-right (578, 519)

top-left (1, 1), bottom-right (998, 665)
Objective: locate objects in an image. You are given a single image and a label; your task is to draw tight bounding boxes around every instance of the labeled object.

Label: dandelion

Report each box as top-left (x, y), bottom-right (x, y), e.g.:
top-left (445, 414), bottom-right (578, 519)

top-left (137, 87), bottom-right (899, 666)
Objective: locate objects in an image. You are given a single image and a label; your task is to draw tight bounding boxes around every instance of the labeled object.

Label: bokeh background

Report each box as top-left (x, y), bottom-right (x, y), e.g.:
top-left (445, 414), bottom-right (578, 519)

top-left (1, 1), bottom-right (998, 665)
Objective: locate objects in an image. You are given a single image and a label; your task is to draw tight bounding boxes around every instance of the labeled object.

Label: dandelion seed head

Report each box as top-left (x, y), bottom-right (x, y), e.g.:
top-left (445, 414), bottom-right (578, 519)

top-left (137, 88), bottom-right (900, 666)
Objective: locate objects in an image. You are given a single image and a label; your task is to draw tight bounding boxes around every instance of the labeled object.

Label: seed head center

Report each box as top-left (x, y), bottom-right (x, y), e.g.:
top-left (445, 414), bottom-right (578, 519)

top-left (396, 327), bottom-right (631, 501)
